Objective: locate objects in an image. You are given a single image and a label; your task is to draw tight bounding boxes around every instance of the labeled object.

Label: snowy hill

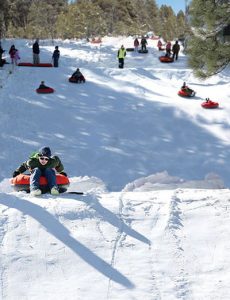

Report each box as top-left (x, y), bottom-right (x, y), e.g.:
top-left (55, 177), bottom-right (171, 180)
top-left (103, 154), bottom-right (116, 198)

top-left (0, 36), bottom-right (230, 299)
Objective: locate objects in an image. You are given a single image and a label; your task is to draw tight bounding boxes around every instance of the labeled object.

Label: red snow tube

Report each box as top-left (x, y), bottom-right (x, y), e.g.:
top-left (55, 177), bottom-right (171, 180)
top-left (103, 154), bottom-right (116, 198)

top-left (201, 100), bottom-right (219, 109)
top-left (18, 62), bottom-right (53, 67)
top-left (36, 87), bottom-right (54, 94)
top-left (159, 56), bottom-right (174, 63)
top-left (178, 89), bottom-right (196, 97)
top-left (69, 76), bottom-right (86, 83)
top-left (91, 39), bottom-right (102, 44)
top-left (11, 173), bottom-right (70, 193)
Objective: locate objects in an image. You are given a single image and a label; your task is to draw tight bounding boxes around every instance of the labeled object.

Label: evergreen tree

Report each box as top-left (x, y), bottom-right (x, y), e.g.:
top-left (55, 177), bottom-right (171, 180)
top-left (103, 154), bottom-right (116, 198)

top-left (0, 0), bottom-right (10, 38)
top-left (187, 0), bottom-right (230, 78)
top-left (57, 1), bottom-right (107, 39)
top-left (158, 5), bottom-right (177, 41)
top-left (175, 10), bottom-right (187, 39)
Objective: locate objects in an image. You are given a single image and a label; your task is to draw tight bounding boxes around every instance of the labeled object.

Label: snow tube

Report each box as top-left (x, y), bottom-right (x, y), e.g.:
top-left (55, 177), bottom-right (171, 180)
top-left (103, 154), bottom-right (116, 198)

top-left (91, 39), bottom-right (102, 44)
top-left (138, 49), bottom-right (148, 53)
top-left (178, 89), bottom-right (196, 97)
top-left (69, 76), bottom-right (86, 83)
top-left (126, 48), bottom-right (135, 52)
top-left (18, 62), bottom-right (53, 67)
top-left (36, 87), bottom-right (54, 94)
top-left (201, 100), bottom-right (219, 109)
top-left (159, 56), bottom-right (174, 63)
top-left (11, 173), bottom-right (70, 193)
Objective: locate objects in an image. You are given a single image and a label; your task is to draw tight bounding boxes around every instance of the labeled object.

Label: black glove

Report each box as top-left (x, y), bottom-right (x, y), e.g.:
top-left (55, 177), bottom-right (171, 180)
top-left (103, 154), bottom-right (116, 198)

top-left (60, 171), bottom-right (67, 177)
top-left (12, 171), bottom-right (20, 178)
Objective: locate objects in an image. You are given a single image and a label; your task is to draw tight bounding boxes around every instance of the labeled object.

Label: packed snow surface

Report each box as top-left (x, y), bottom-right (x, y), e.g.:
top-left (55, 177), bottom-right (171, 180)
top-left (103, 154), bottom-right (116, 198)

top-left (0, 36), bottom-right (229, 299)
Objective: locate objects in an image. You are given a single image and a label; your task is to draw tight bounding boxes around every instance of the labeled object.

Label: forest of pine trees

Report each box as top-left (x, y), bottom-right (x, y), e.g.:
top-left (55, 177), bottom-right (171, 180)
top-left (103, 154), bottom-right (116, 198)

top-left (0, 0), bottom-right (188, 41)
top-left (0, 0), bottom-right (229, 78)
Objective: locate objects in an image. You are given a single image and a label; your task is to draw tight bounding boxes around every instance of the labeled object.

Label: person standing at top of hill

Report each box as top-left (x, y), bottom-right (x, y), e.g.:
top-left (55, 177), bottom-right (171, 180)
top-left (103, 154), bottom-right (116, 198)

top-left (157, 39), bottom-right (163, 51)
top-left (117, 45), bottom-right (126, 69)
top-left (172, 41), bottom-right (180, 61)
top-left (165, 41), bottom-right (171, 57)
top-left (134, 38), bottom-right (139, 52)
top-left (9, 45), bottom-right (16, 64)
top-left (52, 46), bottom-right (60, 67)
top-left (141, 36), bottom-right (148, 51)
top-left (33, 39), bottom-right (40, 64)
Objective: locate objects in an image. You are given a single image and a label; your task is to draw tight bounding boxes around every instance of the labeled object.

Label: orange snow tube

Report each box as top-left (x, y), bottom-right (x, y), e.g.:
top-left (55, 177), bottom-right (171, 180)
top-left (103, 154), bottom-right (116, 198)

top-left (11, 173), bottom-right (70, 193)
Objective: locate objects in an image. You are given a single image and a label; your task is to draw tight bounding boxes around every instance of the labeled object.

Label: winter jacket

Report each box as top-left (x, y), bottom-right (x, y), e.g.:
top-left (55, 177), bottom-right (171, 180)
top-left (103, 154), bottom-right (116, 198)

top-left (9, 46), bottom-right (16, 58)
top-left (14, 50), bottom-right (20, 60)
top-left (52, 49), bottom-right (60, 59)
top-left (14, 153), bottom-right (64, 174)
top-left (117, 48), bottom-right (126, 59)
top-left (141, 38), bottom-right (147, 46)
top-left (157, 40), bottom-right (162, 48)
top-left (72, 70), bottom-right (83, 78)
top-left (134, 39), bottom-right (139, 47)
top-left (166, 42), bottom-right (171, 50)
top-left (39, 84), bottom-right (49, 89)
top-left (172, 42), bottom-right (180, 53)
top-left (33, 42), bottom-right (40, 54)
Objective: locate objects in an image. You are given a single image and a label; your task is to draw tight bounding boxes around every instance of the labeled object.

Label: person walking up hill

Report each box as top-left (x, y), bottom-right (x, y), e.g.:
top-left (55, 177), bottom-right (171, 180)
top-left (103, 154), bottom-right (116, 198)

top-left (117, 45), bottom-right (126, 69)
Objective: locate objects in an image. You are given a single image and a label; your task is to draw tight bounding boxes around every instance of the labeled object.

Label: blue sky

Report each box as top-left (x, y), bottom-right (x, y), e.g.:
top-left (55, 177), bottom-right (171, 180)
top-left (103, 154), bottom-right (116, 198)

top-left (156, 0), bottom-right (186, 13)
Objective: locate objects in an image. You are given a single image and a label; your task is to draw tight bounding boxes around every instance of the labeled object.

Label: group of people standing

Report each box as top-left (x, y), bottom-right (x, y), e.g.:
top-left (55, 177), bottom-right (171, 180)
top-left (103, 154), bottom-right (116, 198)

top-left (33, 39), bottom-right (60, 67)
top-left (117, 37), bottom-right (181, 69)
top-left (0, 39), bottom-right (60, 67)
top-left (134, 36), bottom-right (148, 52)
top-left (158, 39), bottom-right (180, 61)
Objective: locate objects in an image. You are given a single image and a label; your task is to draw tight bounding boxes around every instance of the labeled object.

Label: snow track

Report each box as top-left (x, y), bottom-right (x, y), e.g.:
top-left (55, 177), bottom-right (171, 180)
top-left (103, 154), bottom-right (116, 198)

top-left (0, 189), bottom-right (230, 299)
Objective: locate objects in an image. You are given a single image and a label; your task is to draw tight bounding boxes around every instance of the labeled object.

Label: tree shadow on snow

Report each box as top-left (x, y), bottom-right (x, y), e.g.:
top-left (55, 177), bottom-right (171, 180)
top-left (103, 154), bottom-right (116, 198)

top-left (0, 194), bottom-right (135, 289)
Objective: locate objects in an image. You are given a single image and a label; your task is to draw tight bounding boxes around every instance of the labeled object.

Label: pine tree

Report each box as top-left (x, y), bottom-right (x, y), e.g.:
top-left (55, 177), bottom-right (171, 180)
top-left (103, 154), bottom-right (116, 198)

top-left (57, 1), bottom-right (107, 39)
top-left (158, 5), bottom-right (177, 41)
top-left (187, 0), bottom-right (230, 78)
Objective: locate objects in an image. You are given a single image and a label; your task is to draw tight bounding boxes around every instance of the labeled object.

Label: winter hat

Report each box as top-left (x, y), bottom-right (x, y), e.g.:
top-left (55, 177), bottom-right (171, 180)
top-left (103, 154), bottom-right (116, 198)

top-left (39, 146), bottom-right (51, 157)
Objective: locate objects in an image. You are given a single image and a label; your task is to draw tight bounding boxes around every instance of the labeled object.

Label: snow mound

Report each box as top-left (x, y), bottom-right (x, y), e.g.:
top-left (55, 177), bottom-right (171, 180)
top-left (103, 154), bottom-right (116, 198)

top-left (122, 171), bottom-right (225, 192)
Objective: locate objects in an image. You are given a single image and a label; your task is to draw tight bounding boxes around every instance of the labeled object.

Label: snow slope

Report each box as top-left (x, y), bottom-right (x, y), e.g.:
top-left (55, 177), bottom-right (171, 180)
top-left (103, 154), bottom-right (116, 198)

top-left (0, 36), bottom-right (229, 299)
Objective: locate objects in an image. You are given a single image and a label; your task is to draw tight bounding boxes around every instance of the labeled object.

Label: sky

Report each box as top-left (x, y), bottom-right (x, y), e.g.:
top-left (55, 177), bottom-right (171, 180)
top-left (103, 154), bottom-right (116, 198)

top-left (156, 0), bottom-right (186, 13)
top-left (0, 36), bottom-right (229, 299)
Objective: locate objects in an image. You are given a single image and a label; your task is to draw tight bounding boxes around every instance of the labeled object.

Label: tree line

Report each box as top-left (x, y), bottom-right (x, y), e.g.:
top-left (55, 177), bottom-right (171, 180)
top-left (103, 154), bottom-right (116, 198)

top-left (0, 0), bottom-right (188, 41)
